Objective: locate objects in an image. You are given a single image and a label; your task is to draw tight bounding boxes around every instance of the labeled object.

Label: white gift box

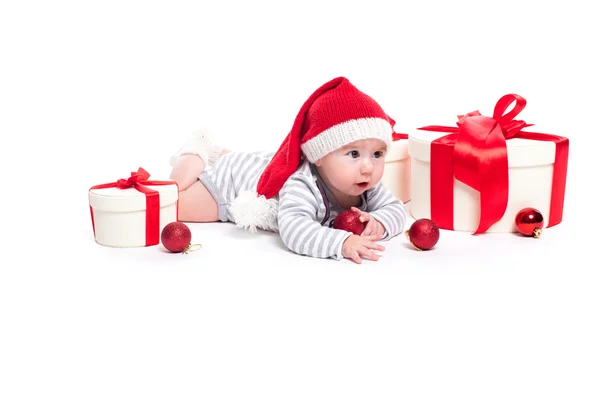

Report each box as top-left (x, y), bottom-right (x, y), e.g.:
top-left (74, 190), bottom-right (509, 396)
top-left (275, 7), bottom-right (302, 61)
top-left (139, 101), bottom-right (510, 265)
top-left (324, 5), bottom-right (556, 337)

top-left (89, 171), bottom-right (179, 247)
top-left (382, 138), bottom-right (411, 203)
top-left (408, 128), bottom-right (568, 233)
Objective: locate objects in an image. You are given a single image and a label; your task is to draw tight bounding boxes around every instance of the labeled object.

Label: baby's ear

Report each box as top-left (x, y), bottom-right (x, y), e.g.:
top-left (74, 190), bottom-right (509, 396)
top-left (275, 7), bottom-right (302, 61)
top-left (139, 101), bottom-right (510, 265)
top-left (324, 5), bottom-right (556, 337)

top-left (299, 153), bottom-right (309, 167)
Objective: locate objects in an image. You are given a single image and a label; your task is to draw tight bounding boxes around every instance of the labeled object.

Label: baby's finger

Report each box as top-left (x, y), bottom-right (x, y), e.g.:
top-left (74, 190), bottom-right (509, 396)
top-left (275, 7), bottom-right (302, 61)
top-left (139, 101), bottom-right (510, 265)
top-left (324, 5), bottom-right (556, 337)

top-left (360, 234), bottom-right (376, 241)
top-left (361, 234), bottom-right (384, 244)
top-left (358, 247), bottom-right (380, 261)
top-left (351, 251), bottom-right (363, 264)
top-left (352, 207), bottom-right (370, 221)
top-left (366, 241), bottom-right (386, 252)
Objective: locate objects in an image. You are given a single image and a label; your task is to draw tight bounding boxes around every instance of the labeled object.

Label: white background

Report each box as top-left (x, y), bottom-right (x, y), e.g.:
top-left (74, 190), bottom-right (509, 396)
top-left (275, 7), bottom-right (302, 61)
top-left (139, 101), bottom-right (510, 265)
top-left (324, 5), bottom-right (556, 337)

top-left (1, 1), bottom-right (599, 399)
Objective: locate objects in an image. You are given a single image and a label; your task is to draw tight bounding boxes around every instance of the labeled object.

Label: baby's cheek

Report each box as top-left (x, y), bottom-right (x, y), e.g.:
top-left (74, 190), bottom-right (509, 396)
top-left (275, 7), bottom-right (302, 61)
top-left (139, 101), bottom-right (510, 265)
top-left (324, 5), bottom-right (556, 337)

top-left (372, 164), bottom-right (385, 178)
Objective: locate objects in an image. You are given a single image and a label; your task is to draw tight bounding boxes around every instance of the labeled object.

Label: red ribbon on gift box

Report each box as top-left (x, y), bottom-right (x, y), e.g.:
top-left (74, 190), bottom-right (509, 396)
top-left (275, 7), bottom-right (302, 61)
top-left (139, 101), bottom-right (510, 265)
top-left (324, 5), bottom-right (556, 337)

top-left (392, 132), bottom-right (409, 141)
top-left (392, 132), bottom-right (408, 142)
top-left (418, 94), bottom-right (569, 234)
top-left (389, 115), bottom-right (409, 141)
top-left (89, 167), bottom-right (177, 246)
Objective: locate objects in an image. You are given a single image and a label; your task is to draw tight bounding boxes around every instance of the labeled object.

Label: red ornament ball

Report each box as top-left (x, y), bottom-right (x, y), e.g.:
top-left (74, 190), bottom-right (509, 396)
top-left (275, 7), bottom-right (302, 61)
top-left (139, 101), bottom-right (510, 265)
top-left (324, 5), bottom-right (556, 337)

top-left (406, 218), bottom-right (440, 250)
top-left (515, 207), bottom-right (544, 238)
top-left (161, 221), bottom-right (192, 253)
top-left (333, 210), bottom-right (366, 235)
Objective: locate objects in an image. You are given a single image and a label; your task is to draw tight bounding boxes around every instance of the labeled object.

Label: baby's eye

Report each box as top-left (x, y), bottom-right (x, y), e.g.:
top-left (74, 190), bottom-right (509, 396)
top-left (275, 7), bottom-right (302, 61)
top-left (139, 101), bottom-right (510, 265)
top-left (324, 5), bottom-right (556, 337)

top-left (346, 150), bottom-right (360, 158)
top-left (373, 151), bottom-right (384, 158)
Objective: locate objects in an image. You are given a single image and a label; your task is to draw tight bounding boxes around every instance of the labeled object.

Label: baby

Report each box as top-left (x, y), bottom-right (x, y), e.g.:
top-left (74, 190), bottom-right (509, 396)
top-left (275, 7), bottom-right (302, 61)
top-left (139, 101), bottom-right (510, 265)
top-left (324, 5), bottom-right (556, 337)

top-left (169, 77), bottom-right (407, 264)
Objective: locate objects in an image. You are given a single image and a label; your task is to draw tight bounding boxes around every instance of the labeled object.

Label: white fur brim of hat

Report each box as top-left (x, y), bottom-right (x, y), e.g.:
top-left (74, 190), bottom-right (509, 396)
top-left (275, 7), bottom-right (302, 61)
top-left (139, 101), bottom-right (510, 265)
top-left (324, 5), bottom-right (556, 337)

top-left (301, 117), bottom-right (393, 163)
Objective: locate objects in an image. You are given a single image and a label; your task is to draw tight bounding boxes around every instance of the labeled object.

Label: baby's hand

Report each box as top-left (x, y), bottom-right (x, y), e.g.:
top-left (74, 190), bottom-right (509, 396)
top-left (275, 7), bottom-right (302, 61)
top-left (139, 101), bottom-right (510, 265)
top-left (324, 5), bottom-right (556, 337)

top-left (351, 207), bottom-right (386, 239)
top-left (342, 234), bottom-right (385, 264)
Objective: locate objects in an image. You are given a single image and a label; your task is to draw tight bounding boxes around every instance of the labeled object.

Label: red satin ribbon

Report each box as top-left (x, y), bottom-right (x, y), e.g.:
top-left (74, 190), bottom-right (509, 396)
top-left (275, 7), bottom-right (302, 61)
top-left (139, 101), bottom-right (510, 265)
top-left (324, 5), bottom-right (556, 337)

top-left (389, 114), bottom-right (409, 141)
top-left (89, 167), bottom-right (176, 246)
top-left (418, 94), bottom-right (569, 234)
top-left (392, 132), bottom-right (409, 141)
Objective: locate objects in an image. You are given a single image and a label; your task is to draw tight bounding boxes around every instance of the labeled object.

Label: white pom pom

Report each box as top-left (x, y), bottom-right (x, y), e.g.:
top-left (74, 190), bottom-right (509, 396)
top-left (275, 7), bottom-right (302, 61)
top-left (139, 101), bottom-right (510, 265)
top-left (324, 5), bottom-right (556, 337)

top-left (230, 191), bottom-right (279, 233)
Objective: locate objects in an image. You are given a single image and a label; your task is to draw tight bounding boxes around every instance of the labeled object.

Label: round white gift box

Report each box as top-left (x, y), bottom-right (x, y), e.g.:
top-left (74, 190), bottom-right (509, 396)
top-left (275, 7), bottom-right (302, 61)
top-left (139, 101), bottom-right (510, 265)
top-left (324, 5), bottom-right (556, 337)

top-left (89, 183), bottom-right (178, 247)
top-left (382, 139), bottom-right (411, 203)
top-left (408, 129), bottom-right (560, 233)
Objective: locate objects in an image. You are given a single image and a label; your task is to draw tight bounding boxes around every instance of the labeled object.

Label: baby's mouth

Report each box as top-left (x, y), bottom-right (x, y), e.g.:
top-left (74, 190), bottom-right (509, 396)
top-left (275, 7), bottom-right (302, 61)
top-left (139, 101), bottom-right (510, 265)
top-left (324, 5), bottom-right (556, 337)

top-left (356, 182), bottom-right (369, 189)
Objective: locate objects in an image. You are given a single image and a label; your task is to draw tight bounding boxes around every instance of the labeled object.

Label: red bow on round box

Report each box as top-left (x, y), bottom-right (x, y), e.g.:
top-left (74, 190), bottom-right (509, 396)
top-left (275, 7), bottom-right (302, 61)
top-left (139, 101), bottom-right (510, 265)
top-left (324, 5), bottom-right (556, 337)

top-left (415, 94), bottom-right (569, 234)
top-left (89, 168), bottom-right (179, 247)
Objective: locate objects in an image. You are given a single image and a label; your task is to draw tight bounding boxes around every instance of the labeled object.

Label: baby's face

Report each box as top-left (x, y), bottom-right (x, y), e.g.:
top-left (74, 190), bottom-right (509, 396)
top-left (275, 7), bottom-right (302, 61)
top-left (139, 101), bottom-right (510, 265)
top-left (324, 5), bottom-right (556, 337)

top-left (315, 138), bottom-right (387, 198)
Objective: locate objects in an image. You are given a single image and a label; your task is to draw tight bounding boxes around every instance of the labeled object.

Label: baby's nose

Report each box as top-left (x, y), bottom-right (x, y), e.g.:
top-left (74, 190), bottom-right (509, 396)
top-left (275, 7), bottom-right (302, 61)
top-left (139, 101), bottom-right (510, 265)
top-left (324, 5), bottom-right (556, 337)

top-left (360, 159), bottom-right (373, 173)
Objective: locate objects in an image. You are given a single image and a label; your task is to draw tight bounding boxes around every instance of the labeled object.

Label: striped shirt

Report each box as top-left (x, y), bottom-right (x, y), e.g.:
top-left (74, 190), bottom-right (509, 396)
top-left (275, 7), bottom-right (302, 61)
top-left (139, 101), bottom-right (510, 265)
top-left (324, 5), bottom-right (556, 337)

top-left (199, 151), bottom-right (407, 260)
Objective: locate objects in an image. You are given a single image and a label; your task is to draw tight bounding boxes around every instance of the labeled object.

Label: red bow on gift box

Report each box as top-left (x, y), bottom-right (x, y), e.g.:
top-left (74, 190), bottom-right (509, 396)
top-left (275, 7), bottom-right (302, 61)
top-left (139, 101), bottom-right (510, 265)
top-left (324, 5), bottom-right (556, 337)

top-left (418, 94), bottom-right (569, 234)
top-left (392, 132), bottom-right (409, 141)
top-left (389, 115), bottom-right (409, 141)
top-left (89, 168), bottom-right (177, 246)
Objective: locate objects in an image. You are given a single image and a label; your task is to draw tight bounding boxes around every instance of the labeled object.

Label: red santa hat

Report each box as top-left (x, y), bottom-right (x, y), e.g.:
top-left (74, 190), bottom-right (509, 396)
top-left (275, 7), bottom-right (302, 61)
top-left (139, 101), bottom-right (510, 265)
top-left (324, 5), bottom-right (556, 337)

top-left (230, 76), bottom-right (397, 233)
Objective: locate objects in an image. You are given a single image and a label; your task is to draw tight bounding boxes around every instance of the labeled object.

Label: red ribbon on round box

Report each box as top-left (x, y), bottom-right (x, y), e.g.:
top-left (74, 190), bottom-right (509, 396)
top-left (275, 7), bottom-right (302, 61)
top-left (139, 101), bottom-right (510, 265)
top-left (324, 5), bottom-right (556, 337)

top-left (89, 167), bottom-right (179, 247)
top-left (412, 94), bottom-right (569, 234)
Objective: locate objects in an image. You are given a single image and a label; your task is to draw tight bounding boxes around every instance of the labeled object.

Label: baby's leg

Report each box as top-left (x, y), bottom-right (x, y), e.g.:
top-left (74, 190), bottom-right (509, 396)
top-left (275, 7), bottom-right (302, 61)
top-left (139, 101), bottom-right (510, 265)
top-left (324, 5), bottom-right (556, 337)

top-left (170, 154), bottom-right (206, 191)
top-left (168, 129), bottom-right (231, 222)
top-left (170, 150), bottom-right (232, 191)
top-left (168, 155), bottom-right (216, 222)
top-left (177, 180), bottom-right (220, 222)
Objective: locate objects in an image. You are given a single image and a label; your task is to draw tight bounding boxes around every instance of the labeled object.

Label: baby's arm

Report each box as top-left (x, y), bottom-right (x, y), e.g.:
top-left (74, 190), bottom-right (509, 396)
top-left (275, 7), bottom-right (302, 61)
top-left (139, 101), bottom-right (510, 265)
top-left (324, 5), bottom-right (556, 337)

top-left (277, 178), bottom-right (351, 260)
top-left (365, 182), bottom-right (407, 240)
